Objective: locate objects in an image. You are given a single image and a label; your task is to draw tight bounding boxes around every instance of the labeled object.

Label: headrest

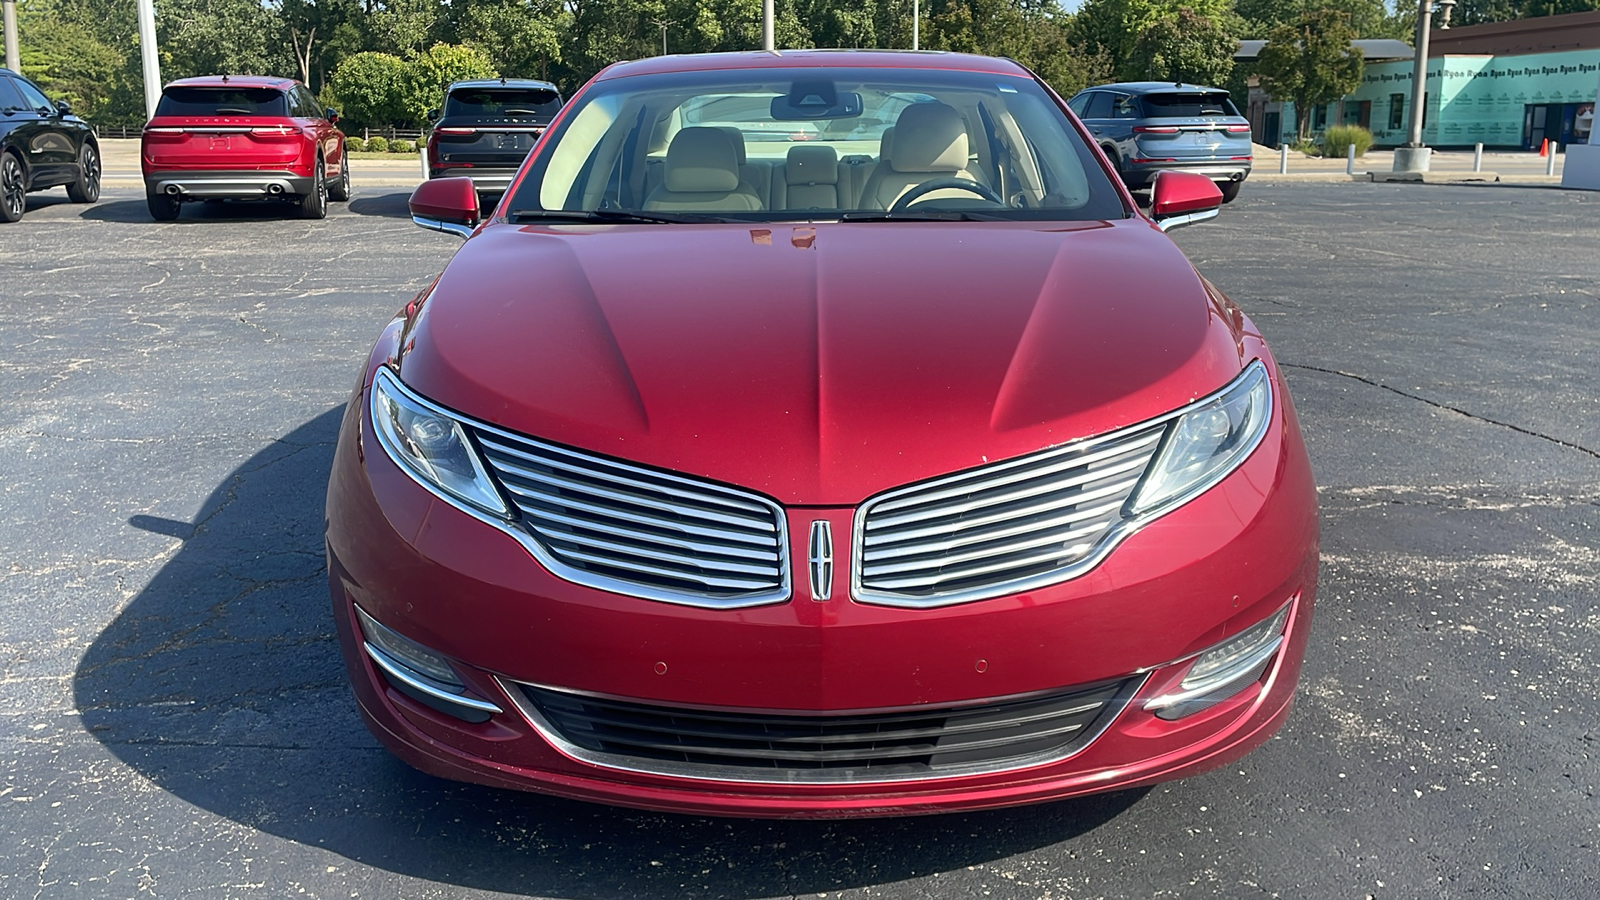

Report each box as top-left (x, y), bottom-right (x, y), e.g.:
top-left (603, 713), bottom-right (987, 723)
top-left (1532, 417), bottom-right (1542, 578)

top-left (714, 126), bottom-right (748, 165)
top-left (786, 144), bottom-right (838, 185)
top-left (664, 127), bottom-right (740, 193)
top-left (878, 127), bottom-right (895, 160)
top-left (890, 103), bottom-right (968, 173)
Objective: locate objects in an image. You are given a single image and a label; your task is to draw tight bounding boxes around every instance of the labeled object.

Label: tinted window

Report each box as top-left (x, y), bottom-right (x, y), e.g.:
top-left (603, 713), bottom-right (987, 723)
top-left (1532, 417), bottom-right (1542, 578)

top-left (156, 87), bottom-right (289, 117)
top-left (445, 88), bottom-right (563, 119)
top-left (1140, 92), bottom-right (1239, 117)
top-left (1111, 94), bottom-right (1139, 119)
top-left (1083, 92), bottom-right (1113, 119)
top-left (1066, 94), bottom-right (1090, 116)
top-left (0, 77), bottom-right (29, 113)
top-left (12, 76), bottom-right (53, 112)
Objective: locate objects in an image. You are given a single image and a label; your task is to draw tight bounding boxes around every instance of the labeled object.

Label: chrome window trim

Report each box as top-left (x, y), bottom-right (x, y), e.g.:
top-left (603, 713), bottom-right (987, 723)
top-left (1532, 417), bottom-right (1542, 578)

top-left (1155, 207), bottom-right (1219, 232)
top-left (367, 367), bottom-right (791, 610)
top-left (852, 360), bottom-right (1272, 608)
top-left (495, 675), bottom-right (1147, 786)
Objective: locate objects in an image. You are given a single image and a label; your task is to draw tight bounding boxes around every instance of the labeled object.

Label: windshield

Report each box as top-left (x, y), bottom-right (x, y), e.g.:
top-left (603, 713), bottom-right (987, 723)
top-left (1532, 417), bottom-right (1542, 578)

top-left (1142, 92), bottom-right (1239, 118)
top-left (445, 87), bottom-right (563, 119)
top-left (156, 87), bottom-right (288, 117)
top-left (510, 66), bottom-right (1125, 222)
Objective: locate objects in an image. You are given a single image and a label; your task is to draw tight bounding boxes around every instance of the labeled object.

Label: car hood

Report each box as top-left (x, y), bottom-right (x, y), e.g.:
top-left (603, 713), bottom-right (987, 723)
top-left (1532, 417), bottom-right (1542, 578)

top-left (398, 218), bottom-right (1251, 505)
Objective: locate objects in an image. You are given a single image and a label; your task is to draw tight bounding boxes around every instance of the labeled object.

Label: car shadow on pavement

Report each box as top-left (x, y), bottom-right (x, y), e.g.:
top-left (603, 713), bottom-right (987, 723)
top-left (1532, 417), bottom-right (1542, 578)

top-left (348, 190), bottom-right (415, 219)
top-left (74, 407), bottom-right (1147, 897)
top-left (80, 197), bottom-right (323, 224)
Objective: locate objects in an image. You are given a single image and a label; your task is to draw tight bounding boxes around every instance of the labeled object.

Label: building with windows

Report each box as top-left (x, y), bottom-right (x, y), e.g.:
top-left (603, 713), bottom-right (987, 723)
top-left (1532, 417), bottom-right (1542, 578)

top-left (1239, 11), bottom-right (1600, 149)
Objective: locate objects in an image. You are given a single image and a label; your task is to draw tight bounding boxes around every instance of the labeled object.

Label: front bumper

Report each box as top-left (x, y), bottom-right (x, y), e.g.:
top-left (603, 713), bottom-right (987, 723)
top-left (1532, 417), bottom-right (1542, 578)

top-left (326, 351), bottom-right (1319, 818)
top-left (144, 170), bottom-right (314, 200)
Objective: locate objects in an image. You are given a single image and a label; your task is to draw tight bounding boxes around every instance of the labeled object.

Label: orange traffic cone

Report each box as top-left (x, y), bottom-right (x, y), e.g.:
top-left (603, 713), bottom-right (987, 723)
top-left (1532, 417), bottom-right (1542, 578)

top-left (1539, 138), bottom-right (1549, 157)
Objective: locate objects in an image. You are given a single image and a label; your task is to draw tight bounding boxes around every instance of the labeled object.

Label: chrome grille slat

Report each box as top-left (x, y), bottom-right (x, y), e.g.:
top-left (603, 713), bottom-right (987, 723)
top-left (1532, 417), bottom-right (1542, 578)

top-left (470, 426), bottom-right (788, 606)
top-left (485, 454), bottom-right (776, 531)
top-left (864, 478), bottom-right (1140, 552)
top-left (861, 513), bottom-right (1119, 576)
top-left (870, 431), bottom-right (1161, 516)
top-left (511, 678), bottom-right (1137, 782)
top-left (522, 508), bottom-right (779, 562)
top-left (479, 434), bottom-right (775, 518)
top-left (856, 423), bottom-right (1166, 606)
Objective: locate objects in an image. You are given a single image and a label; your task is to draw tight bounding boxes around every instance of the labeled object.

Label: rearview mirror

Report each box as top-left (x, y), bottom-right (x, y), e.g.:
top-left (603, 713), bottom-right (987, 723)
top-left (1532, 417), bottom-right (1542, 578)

top-left (1148, 171), bottom-right (1222, 232)
top-left (410, 177), bottom-right (480, 238)
top-left (771, 82), bottom-right (862, 121)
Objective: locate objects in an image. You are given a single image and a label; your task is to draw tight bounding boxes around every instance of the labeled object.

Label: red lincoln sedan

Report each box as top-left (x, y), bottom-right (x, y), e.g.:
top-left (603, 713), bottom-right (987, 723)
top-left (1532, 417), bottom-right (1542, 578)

top-left (326, 50), bottom-right (1318, 818)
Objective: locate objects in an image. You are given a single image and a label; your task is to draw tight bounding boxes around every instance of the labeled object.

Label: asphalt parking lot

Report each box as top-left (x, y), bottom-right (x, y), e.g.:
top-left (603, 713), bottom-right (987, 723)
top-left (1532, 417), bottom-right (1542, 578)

top-left (2, 181), bottom-right (1597, 899)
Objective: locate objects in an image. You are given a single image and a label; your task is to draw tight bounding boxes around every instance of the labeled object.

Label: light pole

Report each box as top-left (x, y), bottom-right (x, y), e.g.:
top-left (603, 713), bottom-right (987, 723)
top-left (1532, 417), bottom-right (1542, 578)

top-left (2, 0), bottom-right (19, 74)
top-left (913, 0), bottom-right (919, 50)
top-left (1394, 0), bottom-right (1454, 172)
top-left (136, 0), bottom-right (162, 122)
top-left (763, 0), bottom-right (774, 51)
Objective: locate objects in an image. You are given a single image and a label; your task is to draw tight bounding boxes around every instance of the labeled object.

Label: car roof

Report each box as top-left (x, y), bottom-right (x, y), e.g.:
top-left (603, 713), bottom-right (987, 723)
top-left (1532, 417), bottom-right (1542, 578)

top-left (594, 49), bottom-right (1031, 82)
top-left (1081, 82), bottom-right (1229, 95)
top-left (448, 78), bottom-right (561, 92)
top-left (163, 75), bottom-right (299, 90)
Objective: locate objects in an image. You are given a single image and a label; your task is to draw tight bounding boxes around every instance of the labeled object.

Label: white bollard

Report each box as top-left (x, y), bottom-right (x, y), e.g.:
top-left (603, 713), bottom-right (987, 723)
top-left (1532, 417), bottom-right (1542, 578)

top-left (1279, 144), bottom-right (1289, 174)
top-left (1547, 145), bottom-right (1558, 176)
top-left (420, 143), bottom-right (428, 180)
top-left (1473, 142), bottom-right (1483, 172)
top-left (1346, 144), bottom-right (1356, 175)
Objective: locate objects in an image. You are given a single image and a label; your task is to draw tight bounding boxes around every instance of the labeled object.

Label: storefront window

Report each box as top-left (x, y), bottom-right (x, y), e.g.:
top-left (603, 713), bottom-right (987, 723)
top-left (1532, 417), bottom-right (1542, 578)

top-left (1388, 94), bottom-right (1405, 131)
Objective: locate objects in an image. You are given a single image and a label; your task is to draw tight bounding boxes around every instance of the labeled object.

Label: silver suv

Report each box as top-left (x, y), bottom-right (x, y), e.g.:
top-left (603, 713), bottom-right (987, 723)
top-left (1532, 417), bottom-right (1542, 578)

top-left (1068, 83), bottom-right (1251, 202)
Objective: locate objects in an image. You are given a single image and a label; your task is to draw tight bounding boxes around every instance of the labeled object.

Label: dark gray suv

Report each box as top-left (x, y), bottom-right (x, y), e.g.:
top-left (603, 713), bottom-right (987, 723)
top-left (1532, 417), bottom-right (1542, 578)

top-left (1067, 82), bottom-right (1251, 202)
top-left (425, 79), bottom-right (564, 196)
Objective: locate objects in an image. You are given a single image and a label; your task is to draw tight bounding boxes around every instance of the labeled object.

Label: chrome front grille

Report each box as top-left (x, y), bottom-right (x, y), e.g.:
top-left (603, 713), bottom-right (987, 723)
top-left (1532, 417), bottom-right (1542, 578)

top-left (855, 424), bottom-right (1166, 606)
top-left (471, 428), bottom-right (789, 608)
top-left (506, 677), bottom-right (1141, 784)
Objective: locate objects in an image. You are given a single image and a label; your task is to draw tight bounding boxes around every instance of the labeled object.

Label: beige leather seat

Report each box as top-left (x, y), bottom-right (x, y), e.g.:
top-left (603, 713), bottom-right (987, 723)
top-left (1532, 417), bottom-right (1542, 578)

top-left (643, 127), bottom-right (764, 211)
top-left (783, 145), bottom-right (840, 210)
top-left (860, 104), bottom-right (984, 210)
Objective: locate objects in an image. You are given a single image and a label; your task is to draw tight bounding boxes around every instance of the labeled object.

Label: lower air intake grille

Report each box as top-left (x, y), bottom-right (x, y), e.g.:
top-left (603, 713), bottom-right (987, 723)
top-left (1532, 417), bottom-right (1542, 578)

top-left (511, 678), bottom-right (1140, 783)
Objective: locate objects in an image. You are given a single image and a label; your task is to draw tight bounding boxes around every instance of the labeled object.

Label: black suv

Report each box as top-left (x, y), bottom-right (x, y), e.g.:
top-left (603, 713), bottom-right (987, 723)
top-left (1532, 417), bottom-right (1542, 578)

top-left (1068, 83), bottom-right (1252, 202)
top-left (425, 78), bottom-right (564, 196)
top-left (0, 67), bottom-right (100, 222)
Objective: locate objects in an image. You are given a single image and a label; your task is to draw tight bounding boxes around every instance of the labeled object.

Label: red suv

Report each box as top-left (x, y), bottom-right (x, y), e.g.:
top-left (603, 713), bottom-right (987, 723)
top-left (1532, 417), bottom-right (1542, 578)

top-left (141, 75), bottom-right (348, 221)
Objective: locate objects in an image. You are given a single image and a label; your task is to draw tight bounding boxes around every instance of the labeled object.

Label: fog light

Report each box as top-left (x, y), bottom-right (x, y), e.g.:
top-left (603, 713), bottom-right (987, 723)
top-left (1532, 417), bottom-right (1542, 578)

top-left (355, 606), bottom-right (501, 722)
top-left (1144, 605), bottom-right (1290, 720)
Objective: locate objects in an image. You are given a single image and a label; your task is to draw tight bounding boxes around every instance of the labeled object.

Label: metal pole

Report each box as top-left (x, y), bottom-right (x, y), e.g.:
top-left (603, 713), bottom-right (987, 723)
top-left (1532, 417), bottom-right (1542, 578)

top-left (1406, 1), bottom-right (1432, 148)
top-left (762, 0), bottom-right (773, 51)
top-left (1473, 142), bottom-right (1483, 171)
top-left (136, 0), bottom-right (162, 122)
top-left (2, 0), bottom-right (19, 74)
top-left (1346, 144), bottom-right (1356, 175)
top-left (913, 0), bottom-right (919, 50)
top-left (1547, 145), bottom-right (1557, 176)
top-left (1279, 144), bottom-right (1289, 174)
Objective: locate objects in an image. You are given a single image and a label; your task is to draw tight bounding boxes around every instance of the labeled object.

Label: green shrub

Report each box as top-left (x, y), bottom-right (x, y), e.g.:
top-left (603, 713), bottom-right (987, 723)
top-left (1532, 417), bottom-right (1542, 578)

top-left (345, 136), bottom-right (366, 152)
top-left (1290, 138), bottom-right (1320, 156)
top-left (365, 135), bottom-right (389, 153)
top-left (389, 139), bottom-right (415, 154)
top-left (1322, 124), bottom-right (1374, 158)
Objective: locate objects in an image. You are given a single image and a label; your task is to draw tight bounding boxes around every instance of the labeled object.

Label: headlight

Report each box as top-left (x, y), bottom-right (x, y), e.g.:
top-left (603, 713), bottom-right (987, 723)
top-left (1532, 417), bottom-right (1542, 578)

top-left (369, 367), bottom-right (509, 516)
top-left (1129, 360), bottom-right (1271, 515)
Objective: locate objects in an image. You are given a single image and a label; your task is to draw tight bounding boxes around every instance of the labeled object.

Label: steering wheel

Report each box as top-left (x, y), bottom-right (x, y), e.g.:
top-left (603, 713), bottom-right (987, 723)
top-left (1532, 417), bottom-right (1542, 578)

top-left (890, 177), bottom-right (1004, 212)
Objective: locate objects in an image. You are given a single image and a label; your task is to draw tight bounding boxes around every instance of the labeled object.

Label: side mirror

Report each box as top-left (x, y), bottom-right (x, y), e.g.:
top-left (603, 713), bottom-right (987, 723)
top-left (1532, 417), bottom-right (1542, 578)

top-left (410, 177), bottom-right (480, 238)
top-left (427, 108), bottom-right (440, 122)
top-left (55, 99), bottom-right (72, 116)
top-left (326, 107), bottom-right (340, 124)
top-left (1149, 171), bottom-right (1222, 232)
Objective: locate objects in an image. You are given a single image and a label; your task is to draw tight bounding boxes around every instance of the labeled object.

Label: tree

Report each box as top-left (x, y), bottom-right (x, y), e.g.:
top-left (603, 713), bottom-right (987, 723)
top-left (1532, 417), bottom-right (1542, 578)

top-left (329, 50), bottom-right (409, 127)
top-left (1256, 9), bottom-right (1364, 141)
top-left (457, 0), bottom-right (566, 80)
top-left (1238, 0), bottom-right (1411, 41)
top-left (1128, 7), bottom-right (1235, 86)
top-left (1072, 0), bottom-right (1234, 76)
top-left (17, 17), bottom-right (126, 122)
top-left (398, 43), bottom-right (497, 125)
top-left (158, 0), bottom-right (285, 79)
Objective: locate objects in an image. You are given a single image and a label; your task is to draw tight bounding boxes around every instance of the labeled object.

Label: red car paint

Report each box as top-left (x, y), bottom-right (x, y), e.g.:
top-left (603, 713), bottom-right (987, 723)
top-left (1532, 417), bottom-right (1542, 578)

top-left (327, 50), bottom-right (1319, 817)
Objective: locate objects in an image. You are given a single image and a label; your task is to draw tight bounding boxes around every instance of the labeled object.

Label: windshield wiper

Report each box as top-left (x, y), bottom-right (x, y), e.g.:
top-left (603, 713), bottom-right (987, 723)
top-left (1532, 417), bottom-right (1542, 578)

top-left (508, 208), bottom-right (737, 225)
top-left (838, 210), bottom-right (1010, 223)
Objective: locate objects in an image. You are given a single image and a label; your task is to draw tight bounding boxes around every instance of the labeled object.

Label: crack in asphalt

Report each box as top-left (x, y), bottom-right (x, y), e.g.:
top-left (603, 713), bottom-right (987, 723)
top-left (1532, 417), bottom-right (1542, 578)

top-left (1282, 362), bottom-right (1600, 460)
